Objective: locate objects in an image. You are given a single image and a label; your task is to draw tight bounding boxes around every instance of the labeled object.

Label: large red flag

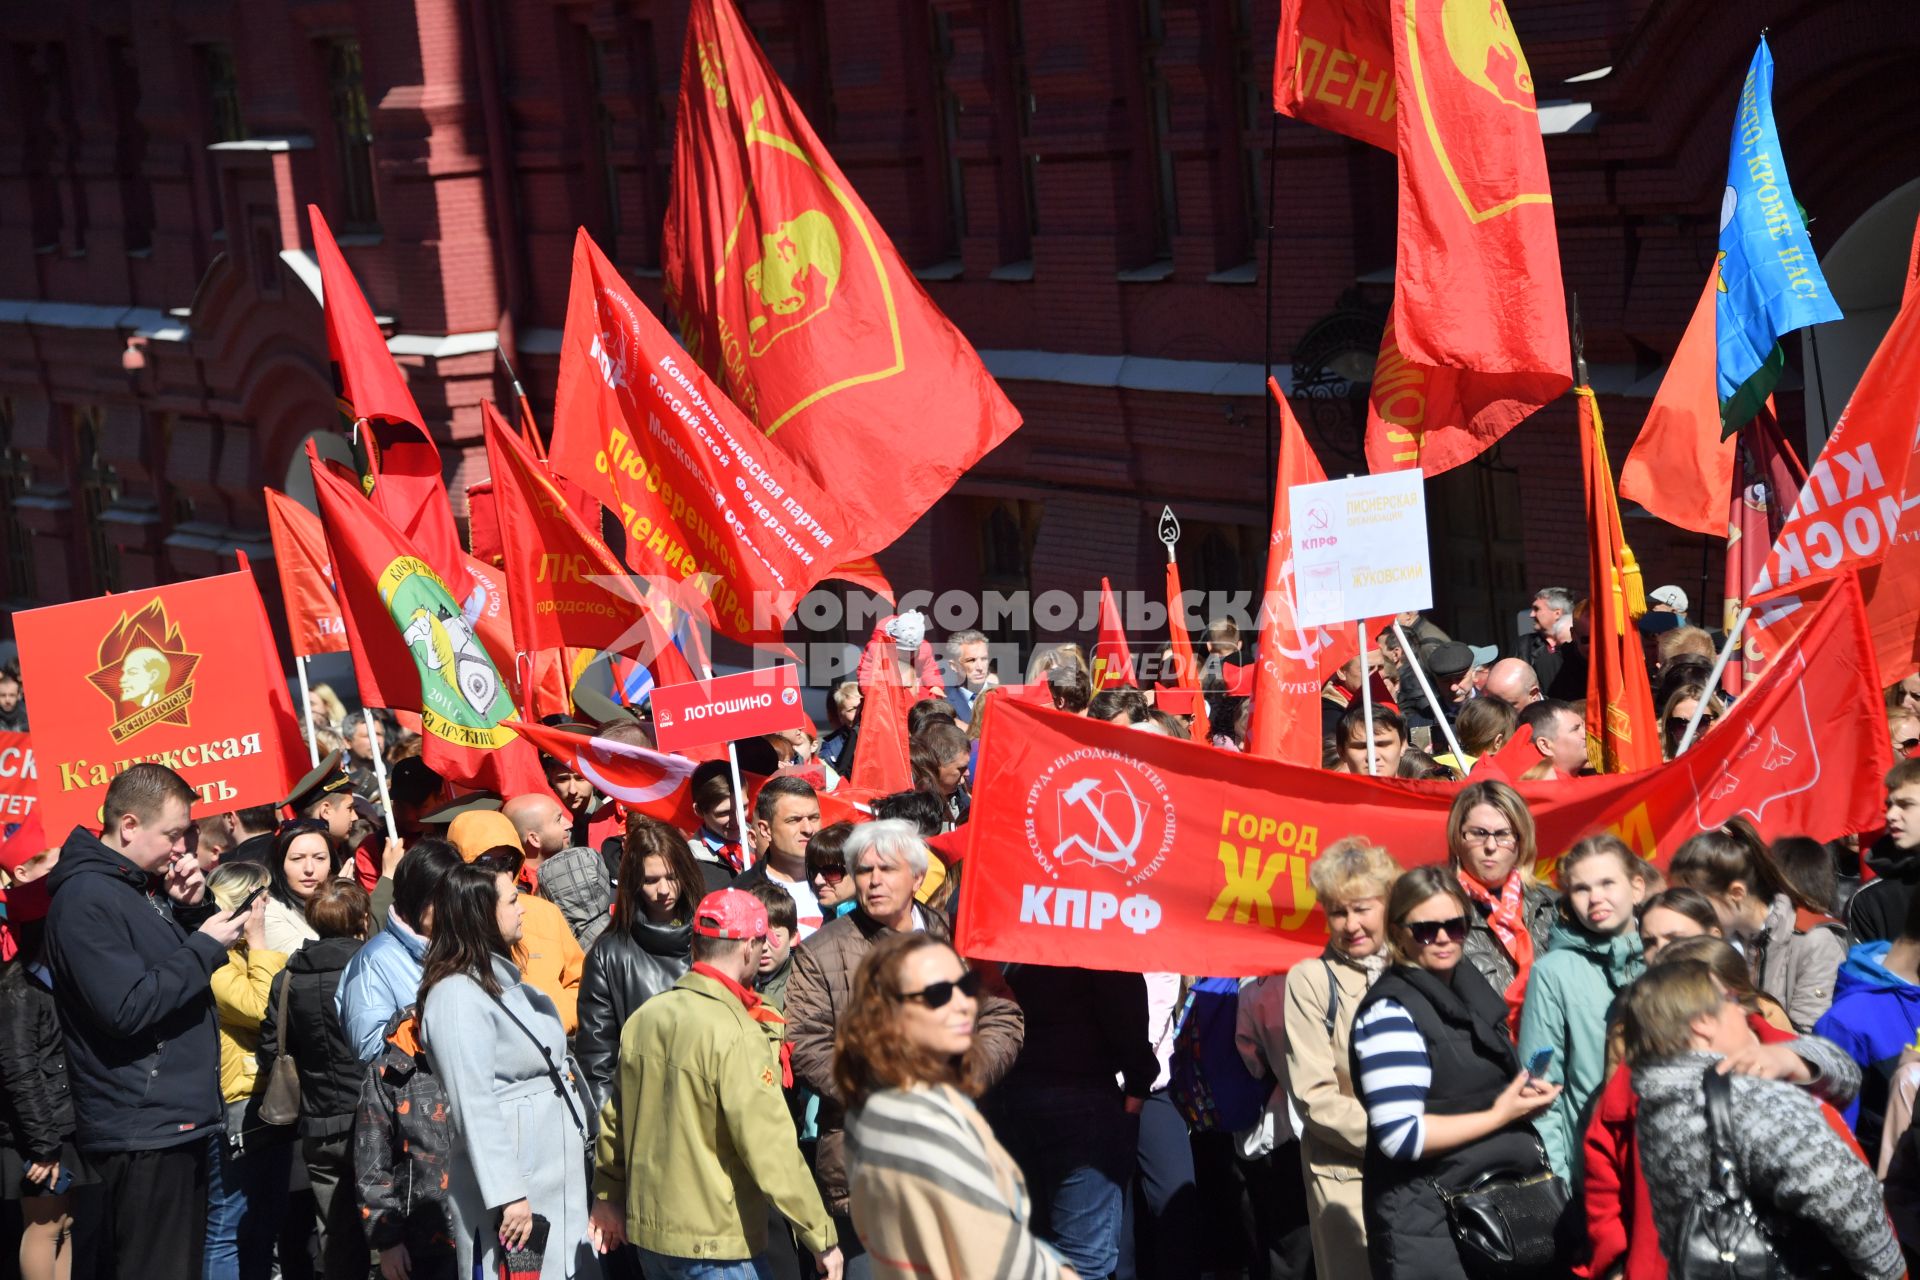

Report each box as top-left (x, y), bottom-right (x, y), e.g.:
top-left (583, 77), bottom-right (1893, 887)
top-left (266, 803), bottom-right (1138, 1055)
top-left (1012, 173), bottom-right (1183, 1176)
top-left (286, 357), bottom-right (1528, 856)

top-left (1274, 0), bottom-right (1398, 152)
top-left (1091, 578), bottom-right (1136, 693)
top-left (1248, 380), bottom-right (1348, 763)
top-left (310, 446), bottom-right (546, 797)
top-left (509, 720), bottom-right (700, 829)
top-left (957, 575), bottom-right (1885, 975)
top-left (263, 489), bottom-right (347, 658)
top-left (1579, 387), bottom-right (1660, 772)
top-left (549, 229), bottom-right (848, 645)
top-left (1368, 0), bottom-right (1570, 476)
top-left (850, 652), bottom-right (915, 795)
top-left (307, 206), bottom-right (470, 600)
top-left (1619, 267), bottom-right (1735, 537)
top-left (662, 0), bottom-right (1021, 563)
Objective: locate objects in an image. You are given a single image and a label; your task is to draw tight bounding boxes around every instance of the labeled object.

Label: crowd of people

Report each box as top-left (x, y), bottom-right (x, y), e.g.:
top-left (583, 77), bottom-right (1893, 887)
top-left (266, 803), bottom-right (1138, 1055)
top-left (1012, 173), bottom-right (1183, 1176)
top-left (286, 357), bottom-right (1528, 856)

top-left (2, 591), bottom-right (1920, 1280)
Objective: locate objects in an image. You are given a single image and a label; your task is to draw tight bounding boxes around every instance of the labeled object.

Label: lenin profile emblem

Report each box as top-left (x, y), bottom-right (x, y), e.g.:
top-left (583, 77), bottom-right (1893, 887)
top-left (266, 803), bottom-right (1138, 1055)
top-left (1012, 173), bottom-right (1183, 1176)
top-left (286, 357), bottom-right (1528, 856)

top-left (87, 599), bottom-right (204, 743)
top-left (1403, 0), bottom-right (1551, 223)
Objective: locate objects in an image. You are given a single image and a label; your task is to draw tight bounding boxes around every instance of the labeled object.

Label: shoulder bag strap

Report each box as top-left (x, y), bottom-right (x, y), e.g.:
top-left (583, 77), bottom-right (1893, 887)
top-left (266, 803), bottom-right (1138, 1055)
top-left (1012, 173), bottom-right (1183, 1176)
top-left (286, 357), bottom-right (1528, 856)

top-left (1701, 1066), bottom-right (1744, 1201)
top-left (491, 992), bottom-right (590, 1142)
top-left (273, 968), bottom-right (293, 1058)
top-left (1321, 959), bottom-right (1340, 1039)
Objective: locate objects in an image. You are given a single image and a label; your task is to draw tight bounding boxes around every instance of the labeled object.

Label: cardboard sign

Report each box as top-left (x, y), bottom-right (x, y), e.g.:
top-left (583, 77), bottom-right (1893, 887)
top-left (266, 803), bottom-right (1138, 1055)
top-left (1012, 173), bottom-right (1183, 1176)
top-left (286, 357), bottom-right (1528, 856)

top-left (15, 572), bottom-right (301, 834)
top-left (651, 666), bottom-right (807, 753)
top-left (1288, 470), bottom-right (1433, 627)
top-left (0, 732), bottom-right (34, 822)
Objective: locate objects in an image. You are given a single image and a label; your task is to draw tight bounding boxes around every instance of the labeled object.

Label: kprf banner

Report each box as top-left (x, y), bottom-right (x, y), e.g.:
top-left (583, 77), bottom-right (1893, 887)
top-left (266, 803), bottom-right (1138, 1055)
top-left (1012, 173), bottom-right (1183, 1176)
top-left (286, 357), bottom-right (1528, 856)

top-left (651, 666), bottom-right (807, 754)
top-left (14, 574), bottom-right (303, 835)
top-left (956, 577), bottom-right (1885, 976)
top-left (0, 733), bottom-right (34, 822)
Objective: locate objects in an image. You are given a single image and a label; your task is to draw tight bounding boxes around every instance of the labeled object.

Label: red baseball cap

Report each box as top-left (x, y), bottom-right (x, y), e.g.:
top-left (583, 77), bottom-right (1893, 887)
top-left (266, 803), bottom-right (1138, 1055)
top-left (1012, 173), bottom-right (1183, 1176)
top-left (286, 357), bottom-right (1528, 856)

top-left (693, 888), bottom-right (768, 941)
top-left (0, 813), bottom-right (47, 877)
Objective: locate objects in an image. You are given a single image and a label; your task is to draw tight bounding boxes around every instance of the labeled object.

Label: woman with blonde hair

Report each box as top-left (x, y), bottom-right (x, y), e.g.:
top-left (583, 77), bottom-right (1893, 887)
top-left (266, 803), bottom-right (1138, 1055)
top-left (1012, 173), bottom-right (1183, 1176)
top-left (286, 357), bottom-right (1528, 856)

top-left (1445, 780), bottom-right (1557, 1017)
top-left (307, 684), bottom-right (348, 734)
top-left (838, 931), bottom-right (1075, 1279)
top-left (1024, 643), bottom-right (1088, 685)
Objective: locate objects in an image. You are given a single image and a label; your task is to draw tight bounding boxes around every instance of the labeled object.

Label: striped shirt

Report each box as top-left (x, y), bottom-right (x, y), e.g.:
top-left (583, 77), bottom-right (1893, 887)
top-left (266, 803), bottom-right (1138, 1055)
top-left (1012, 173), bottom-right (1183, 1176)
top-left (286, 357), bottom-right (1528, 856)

top-left (1351, 998), bottom-right (1432, 1160)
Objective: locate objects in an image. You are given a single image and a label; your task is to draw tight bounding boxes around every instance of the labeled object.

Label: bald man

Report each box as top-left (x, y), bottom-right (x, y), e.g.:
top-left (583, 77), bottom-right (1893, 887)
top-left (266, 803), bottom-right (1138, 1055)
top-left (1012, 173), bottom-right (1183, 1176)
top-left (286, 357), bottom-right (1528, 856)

top-left (503, 792), bottom-right (575, 885)
top-left (1483, 658), bottom-right (1543, 712)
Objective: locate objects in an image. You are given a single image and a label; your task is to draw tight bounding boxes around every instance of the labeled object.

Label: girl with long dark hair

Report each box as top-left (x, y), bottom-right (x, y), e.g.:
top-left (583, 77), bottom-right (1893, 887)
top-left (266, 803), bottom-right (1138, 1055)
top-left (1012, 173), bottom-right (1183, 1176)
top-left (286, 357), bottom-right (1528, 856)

top-left (265, 819), bottom-right (343, 955)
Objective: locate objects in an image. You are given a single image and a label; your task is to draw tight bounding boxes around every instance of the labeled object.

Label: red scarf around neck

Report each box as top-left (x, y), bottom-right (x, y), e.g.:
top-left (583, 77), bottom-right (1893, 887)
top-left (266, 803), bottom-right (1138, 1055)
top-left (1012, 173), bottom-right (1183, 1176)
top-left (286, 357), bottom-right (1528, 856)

top-left (1455, 867), bottom-right (1536, 1035)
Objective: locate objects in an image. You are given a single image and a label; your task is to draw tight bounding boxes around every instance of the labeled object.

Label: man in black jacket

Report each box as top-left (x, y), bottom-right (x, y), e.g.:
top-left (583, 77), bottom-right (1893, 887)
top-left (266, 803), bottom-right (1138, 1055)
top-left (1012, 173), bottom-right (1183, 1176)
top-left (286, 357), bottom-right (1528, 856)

top-left (45, 763), bottom-right (247, 1277)
top-left (1855, 757), bottom-right (1920, 944)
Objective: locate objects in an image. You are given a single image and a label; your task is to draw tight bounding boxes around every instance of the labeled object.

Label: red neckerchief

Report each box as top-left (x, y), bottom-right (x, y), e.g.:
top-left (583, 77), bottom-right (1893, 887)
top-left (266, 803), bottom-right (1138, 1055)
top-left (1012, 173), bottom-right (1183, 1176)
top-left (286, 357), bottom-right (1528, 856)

top-left (692, 961), bottom-right (792, 1086)
top-left (1455, 867), bottom-right (1536, 1037)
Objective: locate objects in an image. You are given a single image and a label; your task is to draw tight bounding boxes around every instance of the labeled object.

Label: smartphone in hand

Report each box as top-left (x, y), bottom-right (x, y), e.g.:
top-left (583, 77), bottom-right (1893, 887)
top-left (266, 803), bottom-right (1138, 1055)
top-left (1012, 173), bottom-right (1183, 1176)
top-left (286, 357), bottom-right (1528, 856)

top-left (228, 885), bottom-right (267, 919)
top-left (1524, 1047), bottom-right (1554, 1080)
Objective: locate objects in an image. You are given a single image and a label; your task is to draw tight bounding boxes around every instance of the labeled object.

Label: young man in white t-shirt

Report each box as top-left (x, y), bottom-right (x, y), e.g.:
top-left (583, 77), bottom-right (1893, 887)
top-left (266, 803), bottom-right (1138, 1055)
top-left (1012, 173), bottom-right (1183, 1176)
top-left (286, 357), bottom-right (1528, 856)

top-left (740, 775), bottom-right (825, 937)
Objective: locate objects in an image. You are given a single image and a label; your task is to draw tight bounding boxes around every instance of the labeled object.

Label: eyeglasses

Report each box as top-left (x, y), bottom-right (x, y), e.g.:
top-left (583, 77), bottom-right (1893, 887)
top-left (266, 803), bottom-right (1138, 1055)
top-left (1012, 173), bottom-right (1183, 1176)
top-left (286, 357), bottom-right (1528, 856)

top-left (1898, 737), bottom-right (1920, 754)
top-left (810, 864), bottom-right (847, 884)
top-left (1406, 916), bottom-right (1470, 946)
top-left (901, 970), bottom-right (983, 1009)
top-left (1666, 714), bottom-right (1718, 736)
top-left (1462, 827), bottom-right (1517, 847)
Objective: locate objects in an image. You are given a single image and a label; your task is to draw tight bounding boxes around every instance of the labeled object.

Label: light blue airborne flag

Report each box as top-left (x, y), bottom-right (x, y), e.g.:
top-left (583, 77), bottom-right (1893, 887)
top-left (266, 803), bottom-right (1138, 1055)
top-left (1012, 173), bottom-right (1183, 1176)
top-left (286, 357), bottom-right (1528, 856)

top-left (1716, 37), bottom-right (1841, 434)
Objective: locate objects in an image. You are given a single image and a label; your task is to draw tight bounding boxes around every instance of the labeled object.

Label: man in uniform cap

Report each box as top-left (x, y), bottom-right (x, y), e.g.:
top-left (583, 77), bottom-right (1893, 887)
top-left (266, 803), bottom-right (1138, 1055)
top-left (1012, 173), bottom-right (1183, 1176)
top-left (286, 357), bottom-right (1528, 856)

top-left (282, 750), bottom-right (358, 842)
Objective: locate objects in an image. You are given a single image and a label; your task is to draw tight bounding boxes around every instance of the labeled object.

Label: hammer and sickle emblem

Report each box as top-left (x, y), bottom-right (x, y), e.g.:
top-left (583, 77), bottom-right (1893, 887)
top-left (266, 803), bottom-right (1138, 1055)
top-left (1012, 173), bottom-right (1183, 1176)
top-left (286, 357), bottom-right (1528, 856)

top-left (1053, 773), bottom-right (1146, 870)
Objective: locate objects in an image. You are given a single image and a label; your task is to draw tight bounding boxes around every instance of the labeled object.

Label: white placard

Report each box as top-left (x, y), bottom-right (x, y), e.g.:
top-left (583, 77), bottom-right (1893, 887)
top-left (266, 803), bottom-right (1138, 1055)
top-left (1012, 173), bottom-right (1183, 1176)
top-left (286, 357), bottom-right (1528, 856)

top-left (1288, 470), bottom-right (1433, 627)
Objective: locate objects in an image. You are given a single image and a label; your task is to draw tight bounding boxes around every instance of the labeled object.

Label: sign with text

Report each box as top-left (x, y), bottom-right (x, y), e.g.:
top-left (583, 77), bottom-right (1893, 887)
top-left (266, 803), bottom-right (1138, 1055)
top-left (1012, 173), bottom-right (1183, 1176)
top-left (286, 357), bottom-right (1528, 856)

top-left (14, 573), bottom-right (301, 836)
top-left (1288, 470), bottom-right (1432, 627)
top-left (0, 732), bottom-right (34, 822)
top-left (651, 665), bottom-right (807, 753)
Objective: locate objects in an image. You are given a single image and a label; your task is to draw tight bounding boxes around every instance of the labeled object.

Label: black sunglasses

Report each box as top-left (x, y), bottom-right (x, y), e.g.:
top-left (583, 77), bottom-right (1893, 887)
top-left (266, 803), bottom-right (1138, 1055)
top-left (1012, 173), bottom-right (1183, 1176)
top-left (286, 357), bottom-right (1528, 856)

top-left (810, 863), bottom-right (847, 884)
top-left (1666, 714), bottom-right (1717, 736)
top-left (1899, 737), bottom-right (1920, 754)
top-left (1406, 915), bottom-right (1469, 946)
top-left (902, 970), bottom-right (984, 1009)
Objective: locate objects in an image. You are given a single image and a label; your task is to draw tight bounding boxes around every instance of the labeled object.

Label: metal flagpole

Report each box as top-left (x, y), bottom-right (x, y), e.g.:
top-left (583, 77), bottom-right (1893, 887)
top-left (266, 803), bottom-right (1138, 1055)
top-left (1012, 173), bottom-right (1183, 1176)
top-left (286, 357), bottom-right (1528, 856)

top-left (1393, 621), bottom-right (1466, 764)
top-left (1676, 607), bottom-right (1749, 756)
top-left (367, 712), bottom-right (399, 842)
top-left (693, 651), bottom-right (753, 864)
top-left (295, 655), bottom-right (320, 767)
top-left (1359, 621), bottom-right (1376, 775)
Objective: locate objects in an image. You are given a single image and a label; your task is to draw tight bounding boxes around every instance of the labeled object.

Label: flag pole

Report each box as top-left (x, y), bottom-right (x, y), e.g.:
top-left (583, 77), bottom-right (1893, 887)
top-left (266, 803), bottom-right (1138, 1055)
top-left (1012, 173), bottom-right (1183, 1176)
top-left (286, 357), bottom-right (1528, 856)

top-left (1359, 620), bottom-right (1376, 776)
top-left (693, 652), bottom-right (754, 865)
top-left (367, 711), bottom-right (399, 842)
top-left (1676, 607), bottom-right (1750, 756)
top-left (295, 655), bottom-right (320, 767)
top-left (1393, 621), bottom-right (1467, 764)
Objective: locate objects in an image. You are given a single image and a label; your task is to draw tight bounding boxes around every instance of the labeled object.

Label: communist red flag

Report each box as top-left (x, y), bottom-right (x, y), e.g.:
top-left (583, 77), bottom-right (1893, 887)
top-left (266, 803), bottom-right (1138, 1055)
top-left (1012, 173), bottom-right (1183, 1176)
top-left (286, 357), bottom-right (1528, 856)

top-left (1274, 0), bottom-right (1398, 152)
top-left (309, 445), bottom-right (547, 797)
top-left (1619, 267), bottom-right (1735, 537)
top-left (1161, 552), bottom-right (1211, 740)
top-left (549, 229), bottom-right (848, 644)
top-left (1091, 578), bottom-right (1136, 693)
top-left (851, 652), bottom-right (914, 795)
top-left (263, 488), bottom-right (346, 657)
top-left (662, 0), bottom-right (1022, 563)
top-left (308, 206), bottom-right (470, 600)
top-left (1248, 380), bottom-right (1348, 764)
top-left (1720, 409), bottom-right (1805, 695)
top-left (957, 576), bottom-right (1885, 975)
top-left (1579, 388), bottom-right (1660, 773)
top-left (1369, 0), bottom-right (1570, 476)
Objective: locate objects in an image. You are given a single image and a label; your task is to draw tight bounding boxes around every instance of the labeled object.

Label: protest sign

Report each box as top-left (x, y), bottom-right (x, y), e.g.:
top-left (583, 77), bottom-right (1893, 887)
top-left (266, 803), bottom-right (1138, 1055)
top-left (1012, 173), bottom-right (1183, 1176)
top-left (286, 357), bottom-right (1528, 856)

top-left (0, 732), bottom-right (34, 822)
top-left (15, 573), bottom-right (304, 834)
top-left (1289, 470), bottom-right (1433, 627)
top-left (652, 666), bottom-right (807, 754)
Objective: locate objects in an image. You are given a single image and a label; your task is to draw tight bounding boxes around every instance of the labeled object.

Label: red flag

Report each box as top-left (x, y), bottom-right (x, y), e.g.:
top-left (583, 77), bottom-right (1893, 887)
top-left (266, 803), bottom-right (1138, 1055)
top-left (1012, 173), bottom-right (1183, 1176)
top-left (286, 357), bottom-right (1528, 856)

top-left (263, 489), bottom-right (347, 657)
top-left (237, 549), bottom-right (325, 791)
top-left (307, 205), bottom-right (470, 599)
top-left (1579, 388), bottom-right (1662, 772)
top-left (1752, 212), bottom-right (1920, 603)
top-left (850, 653), bottom-right (914, 795)
top-left (1273, 0), bottom-right (1398, 152)
top-left (1091, 578), bottom-right (1136, 693)
top-left (662, 0), bottom-right (1022, 564)
top-left (549, 229), bottom-right (846, 644)
top-left (1248, 381), bottom-right (1348, 763)
top-left (310, 446), bottom-right (547, 796)
top-left (1370, 0), bottom-right (1570, 476)
top-left (1722, 408), bottom-right (1806, 695)
top-left (510, 720), bottom-right (700, 829)
top-left (956, 577), bottom-right (1886, 975)
top-left (1474, 723), bottom-right (1537, 783)
top-left (1162, 551), bottom-right (1211, 741)
top-left (828, 557), bottom-right (896, 603)
top-left (1619, 267), bottom-right (1735, 537)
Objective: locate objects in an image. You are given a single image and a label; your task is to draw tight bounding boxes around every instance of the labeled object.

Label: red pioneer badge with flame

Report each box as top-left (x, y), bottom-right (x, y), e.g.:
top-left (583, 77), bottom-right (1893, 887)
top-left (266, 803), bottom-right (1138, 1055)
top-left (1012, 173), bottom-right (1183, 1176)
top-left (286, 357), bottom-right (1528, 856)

top-left (85, 599), bottom-right (204, 744)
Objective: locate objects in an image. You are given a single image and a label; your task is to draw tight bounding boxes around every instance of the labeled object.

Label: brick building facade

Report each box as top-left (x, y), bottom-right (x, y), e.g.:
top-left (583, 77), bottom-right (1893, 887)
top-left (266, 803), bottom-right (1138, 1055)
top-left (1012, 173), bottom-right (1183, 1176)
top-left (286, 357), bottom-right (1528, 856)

top-left (2, 0), bottom-right (1916, 669)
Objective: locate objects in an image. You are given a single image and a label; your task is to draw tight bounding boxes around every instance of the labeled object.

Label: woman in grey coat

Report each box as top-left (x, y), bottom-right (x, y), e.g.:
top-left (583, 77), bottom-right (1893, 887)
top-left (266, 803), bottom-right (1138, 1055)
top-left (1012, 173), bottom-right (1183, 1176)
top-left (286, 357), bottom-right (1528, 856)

top-left (420, 858), bottom-right (598, 1280)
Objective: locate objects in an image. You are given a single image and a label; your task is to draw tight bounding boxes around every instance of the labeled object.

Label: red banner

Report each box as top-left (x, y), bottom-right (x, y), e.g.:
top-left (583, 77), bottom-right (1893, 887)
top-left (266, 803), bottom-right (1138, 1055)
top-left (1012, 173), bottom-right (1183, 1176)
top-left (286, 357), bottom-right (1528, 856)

top-left (663, 0), bottom-right (1021, 565)
top-left (263, 488), bottom-right (347, 657)
top-left (957, 578), bottom-right (1886, 975)
top-left (1368, 0), bottom-right (1570, 476)
top-left (1273, 0), bottom-right (1398, 152)
top-left (1579, 388), bottom-right (1660, 772)
top-left (651, 666), bottom-right (806, 754)
top-left (0, 732), bottom-right (35, 824)
top-left (14, 573), bottom-right (304, 836)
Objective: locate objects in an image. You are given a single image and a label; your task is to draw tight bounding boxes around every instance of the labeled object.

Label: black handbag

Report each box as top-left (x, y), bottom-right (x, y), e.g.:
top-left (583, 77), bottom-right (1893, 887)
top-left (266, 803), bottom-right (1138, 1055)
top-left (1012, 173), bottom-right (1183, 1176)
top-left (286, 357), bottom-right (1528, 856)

top-left (1673, 1067), bottom-right (1838, 1280)
top-left (1437, 1165), bottom-right (1570, 1280)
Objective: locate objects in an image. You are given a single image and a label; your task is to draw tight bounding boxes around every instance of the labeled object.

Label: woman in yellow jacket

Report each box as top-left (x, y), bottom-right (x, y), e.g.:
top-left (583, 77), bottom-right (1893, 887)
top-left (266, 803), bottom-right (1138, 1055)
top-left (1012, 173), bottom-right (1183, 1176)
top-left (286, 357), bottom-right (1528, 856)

top-left (205, 862), bottom-right (291, 1280)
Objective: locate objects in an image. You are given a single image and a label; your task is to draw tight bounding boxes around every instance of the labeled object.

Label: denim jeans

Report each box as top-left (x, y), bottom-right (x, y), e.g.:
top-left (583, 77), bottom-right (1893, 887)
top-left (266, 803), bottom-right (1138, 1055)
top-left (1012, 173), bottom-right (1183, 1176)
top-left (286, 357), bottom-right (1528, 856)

top-left (635, 1249), bottom-right (776, 1280)
top-left (987, 1081), bottom-right (1134, 1279)
top-left (204, 1131), bottom-right (291, 1280)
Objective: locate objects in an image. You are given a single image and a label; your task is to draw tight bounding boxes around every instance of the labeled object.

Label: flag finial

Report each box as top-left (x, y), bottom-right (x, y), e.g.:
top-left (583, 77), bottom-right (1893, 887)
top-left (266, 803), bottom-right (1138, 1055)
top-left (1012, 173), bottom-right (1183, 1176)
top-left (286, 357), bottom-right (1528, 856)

top-left (1158, 506), bottom-right (1181, 563)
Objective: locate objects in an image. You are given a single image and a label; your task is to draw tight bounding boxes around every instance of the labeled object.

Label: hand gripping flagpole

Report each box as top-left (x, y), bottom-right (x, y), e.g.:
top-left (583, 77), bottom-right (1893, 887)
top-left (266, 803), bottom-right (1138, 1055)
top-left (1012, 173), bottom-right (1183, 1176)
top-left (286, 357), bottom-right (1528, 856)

top-left (1677, 608), bottom-right (1750, 756)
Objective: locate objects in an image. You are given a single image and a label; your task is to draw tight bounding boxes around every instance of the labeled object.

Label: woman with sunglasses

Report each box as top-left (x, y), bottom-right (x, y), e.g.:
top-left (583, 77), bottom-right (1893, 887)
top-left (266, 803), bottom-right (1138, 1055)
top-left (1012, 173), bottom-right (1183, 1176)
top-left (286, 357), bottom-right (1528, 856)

top-left (1445, 781), bottom-right (1557, 1023)
top-left (1349, 865), bottom-right (1561, 1280)
top-left (577, 815), bottom-right (702, 1111)
top-left (264, 819), bottom-right (343, 956)
top-left (1659, 682), bottom-right (1726, 760)
top-left (806, 823), bottom-right (858, 921)
top-left (838, 931), bottom-right (1075, 1280)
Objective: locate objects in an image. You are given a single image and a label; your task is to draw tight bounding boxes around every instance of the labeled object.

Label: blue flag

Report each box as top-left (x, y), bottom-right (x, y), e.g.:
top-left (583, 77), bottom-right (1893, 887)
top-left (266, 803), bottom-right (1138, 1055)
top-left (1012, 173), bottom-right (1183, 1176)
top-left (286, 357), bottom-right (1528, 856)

top-left (1716, 38), bottom-right (1840, 430)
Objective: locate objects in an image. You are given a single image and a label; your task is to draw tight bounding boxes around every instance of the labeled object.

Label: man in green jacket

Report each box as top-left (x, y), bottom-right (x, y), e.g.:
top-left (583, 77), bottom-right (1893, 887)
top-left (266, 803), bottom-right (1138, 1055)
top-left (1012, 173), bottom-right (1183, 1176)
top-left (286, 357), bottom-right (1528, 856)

top-left (589, 888), bottom-right (842, 1279)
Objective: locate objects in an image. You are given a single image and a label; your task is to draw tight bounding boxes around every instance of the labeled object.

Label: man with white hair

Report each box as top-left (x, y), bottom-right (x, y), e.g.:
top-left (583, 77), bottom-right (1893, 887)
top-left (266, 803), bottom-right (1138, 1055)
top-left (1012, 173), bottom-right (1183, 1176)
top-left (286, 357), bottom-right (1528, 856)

top-left (942, 628), bottom-right (997, 726)
top-left (786, 819), bottom-right (1026, 1277)
top-left (1518, 585), bottom-right (1588, 702)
